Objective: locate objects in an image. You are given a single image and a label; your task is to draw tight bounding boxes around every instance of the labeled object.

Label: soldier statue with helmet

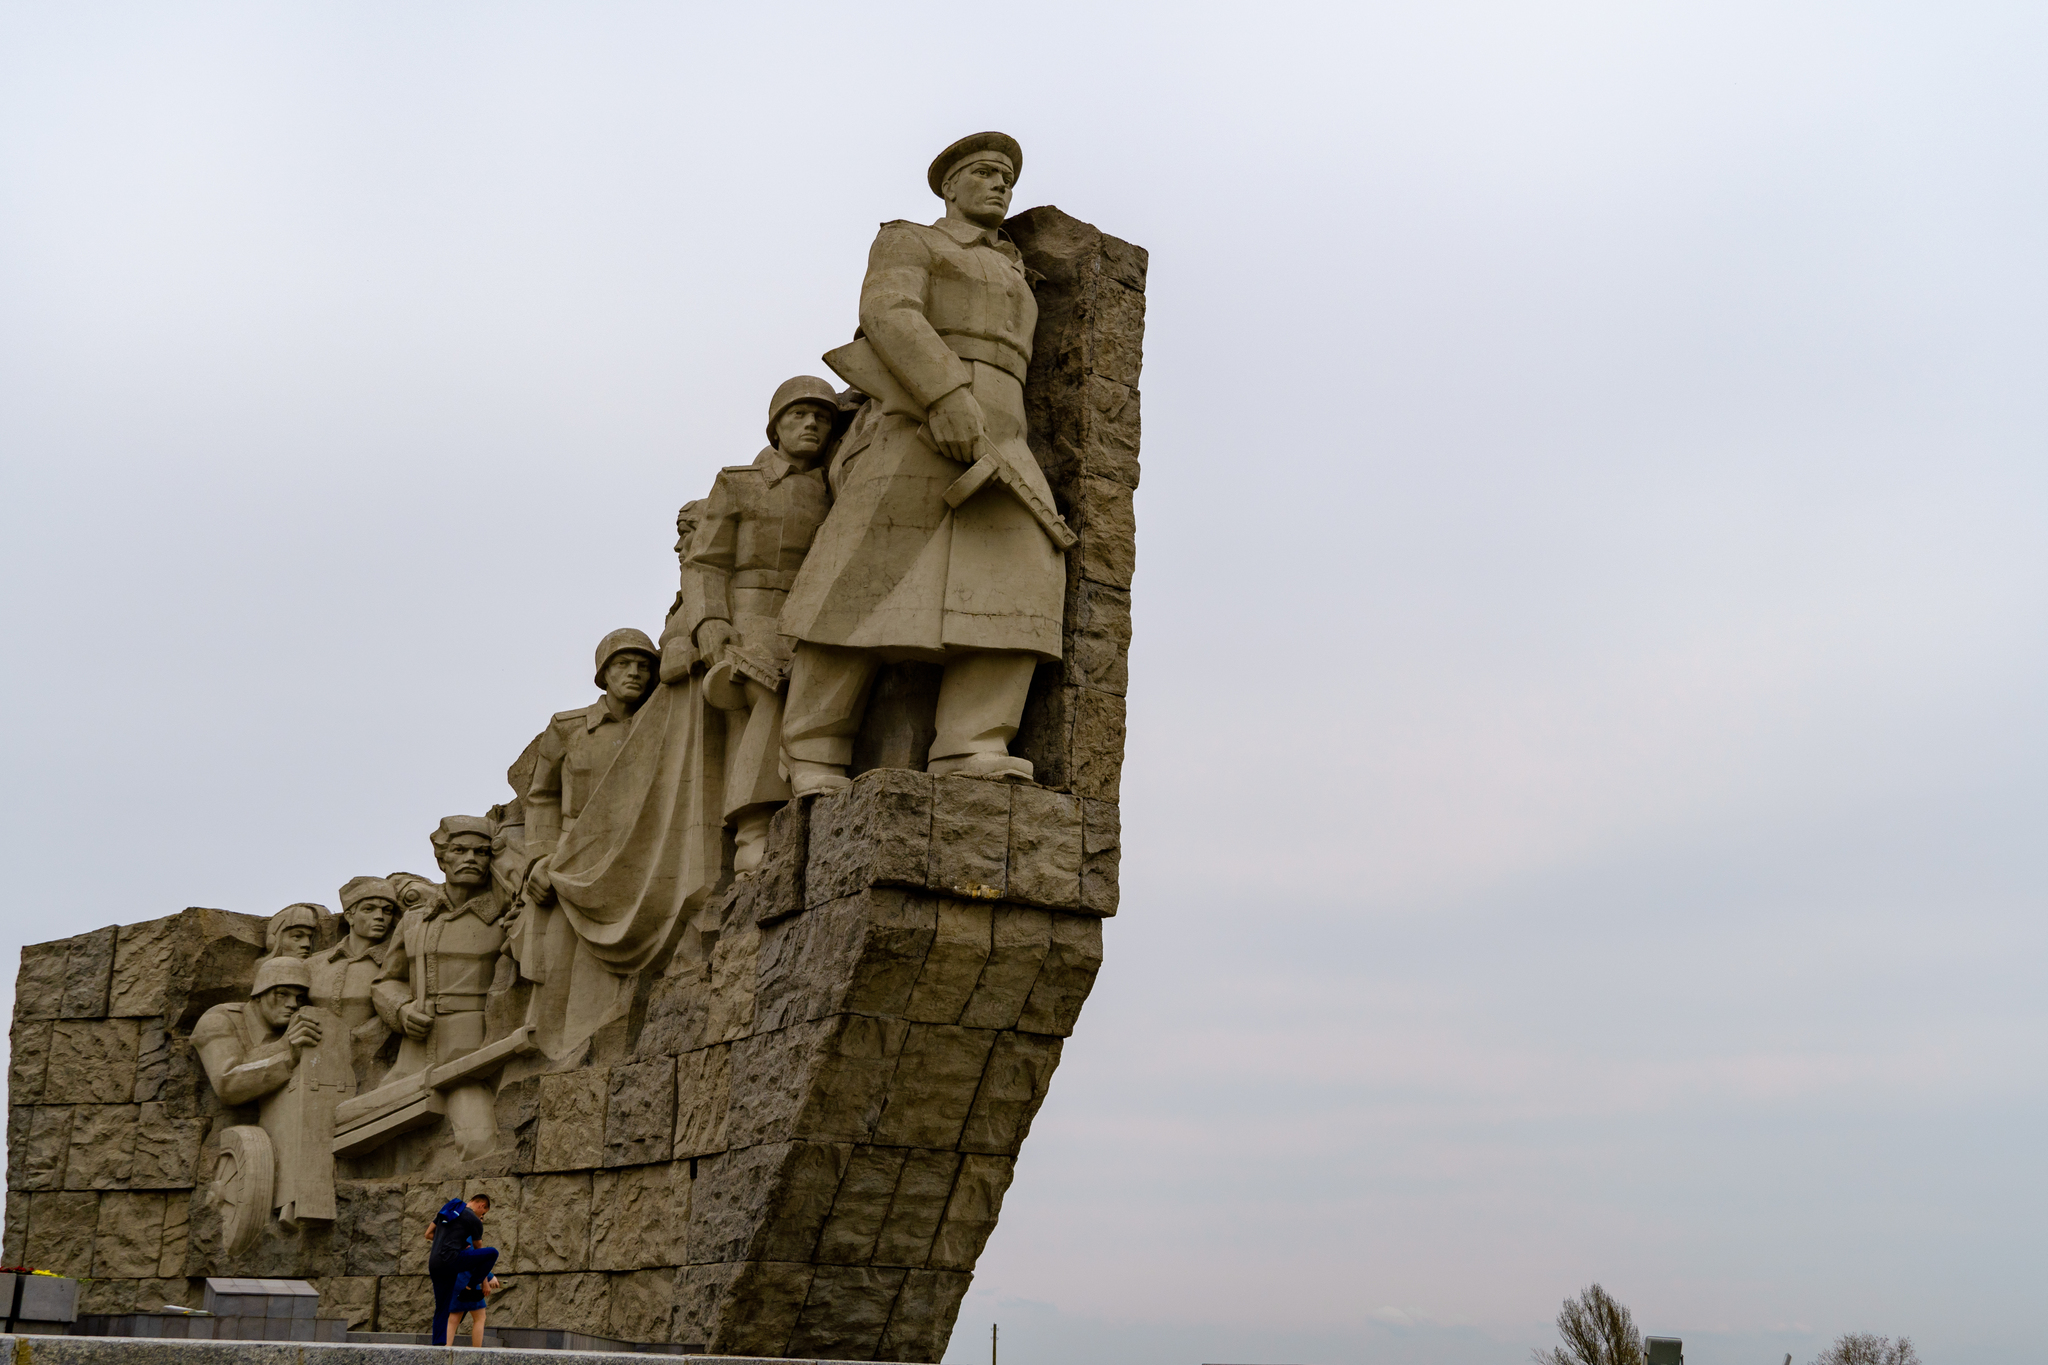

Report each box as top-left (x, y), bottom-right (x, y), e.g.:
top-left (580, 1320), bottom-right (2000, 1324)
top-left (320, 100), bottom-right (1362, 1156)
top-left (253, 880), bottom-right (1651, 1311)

top-left (663, 374), bottom-right (840, 871)
top-left (520, 627), bottom-right (660, 897)
top-left (192, 955), bottom-right (351, 1252)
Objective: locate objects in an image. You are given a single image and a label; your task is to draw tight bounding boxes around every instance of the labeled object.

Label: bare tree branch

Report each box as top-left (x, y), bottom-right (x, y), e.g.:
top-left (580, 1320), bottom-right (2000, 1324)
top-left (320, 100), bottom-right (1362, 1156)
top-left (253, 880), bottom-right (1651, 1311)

top-left (1532, 1284), bottom-right (1645, 1365)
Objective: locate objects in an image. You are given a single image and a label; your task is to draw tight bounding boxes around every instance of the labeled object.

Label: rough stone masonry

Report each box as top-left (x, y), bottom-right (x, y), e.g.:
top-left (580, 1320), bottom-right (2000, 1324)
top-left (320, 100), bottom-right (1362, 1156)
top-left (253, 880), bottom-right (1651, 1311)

top-left (6, 137), bottom-right (1143, 1365)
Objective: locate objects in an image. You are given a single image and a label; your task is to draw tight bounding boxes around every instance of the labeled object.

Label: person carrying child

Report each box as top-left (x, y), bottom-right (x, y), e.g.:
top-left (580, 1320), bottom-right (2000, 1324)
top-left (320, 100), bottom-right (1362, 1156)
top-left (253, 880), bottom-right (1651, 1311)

top-left (425, 1192), bottom-right (504, 1346)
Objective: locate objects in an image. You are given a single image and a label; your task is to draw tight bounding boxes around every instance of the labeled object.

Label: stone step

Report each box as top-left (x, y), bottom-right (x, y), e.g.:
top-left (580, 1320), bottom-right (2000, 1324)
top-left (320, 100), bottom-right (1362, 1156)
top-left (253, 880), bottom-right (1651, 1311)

top-left (3, 1335), bottom-right (922, 1365)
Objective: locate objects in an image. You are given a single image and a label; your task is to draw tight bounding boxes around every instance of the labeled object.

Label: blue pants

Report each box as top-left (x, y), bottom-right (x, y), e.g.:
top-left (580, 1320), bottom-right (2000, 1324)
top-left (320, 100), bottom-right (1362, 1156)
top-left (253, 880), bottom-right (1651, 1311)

top-left (430, 1246), bottom-right (497, 1344)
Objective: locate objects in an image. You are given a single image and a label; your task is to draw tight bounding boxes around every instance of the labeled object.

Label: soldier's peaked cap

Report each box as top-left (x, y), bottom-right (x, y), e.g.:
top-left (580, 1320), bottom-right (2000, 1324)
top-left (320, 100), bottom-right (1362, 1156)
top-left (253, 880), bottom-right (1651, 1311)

top-left (766, 375), bottom-right (840, 446)
top-left (252, 956), bottom-right (313, 997)
top-left (594, 627), bottom-right (659, 688)
top-left (339, 875), bottom-right (399, 910)
top-left (928, 132), bottom-right (1023, 196)
top-left (431, 815), bottom-right (494, 849)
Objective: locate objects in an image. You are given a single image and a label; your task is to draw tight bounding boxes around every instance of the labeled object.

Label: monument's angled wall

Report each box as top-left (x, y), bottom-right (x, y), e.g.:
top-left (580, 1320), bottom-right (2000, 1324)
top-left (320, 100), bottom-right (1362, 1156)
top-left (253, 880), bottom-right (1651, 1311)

top-left (3, 205), bottom-right (1142, 1362)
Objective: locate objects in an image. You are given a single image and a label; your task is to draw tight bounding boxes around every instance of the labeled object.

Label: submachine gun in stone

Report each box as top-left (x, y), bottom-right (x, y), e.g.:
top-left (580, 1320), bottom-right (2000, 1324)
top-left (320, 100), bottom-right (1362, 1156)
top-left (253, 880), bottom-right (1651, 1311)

top-left (328, 1024), bottom-right (536, 1158)
top-left (824, 338), bottom-right (1078, 551)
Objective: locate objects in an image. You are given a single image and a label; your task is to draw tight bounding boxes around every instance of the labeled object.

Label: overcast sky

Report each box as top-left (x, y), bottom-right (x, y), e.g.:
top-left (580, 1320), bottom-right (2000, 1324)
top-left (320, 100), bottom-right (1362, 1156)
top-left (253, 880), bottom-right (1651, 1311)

top-left (4, 3), bottom-right (2045, 1363)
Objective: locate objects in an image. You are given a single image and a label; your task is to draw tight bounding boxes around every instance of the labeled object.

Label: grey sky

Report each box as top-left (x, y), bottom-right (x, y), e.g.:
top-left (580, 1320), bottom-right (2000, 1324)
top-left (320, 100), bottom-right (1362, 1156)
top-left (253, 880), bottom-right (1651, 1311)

top-left (3, 2), bottom-right (2044, 1362)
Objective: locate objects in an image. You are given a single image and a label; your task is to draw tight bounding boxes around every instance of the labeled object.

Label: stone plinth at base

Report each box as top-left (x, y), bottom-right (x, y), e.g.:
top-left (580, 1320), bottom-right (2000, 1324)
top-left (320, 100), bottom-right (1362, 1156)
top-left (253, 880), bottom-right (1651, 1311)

top-left (0, 1334), bottom-right (919, 1365)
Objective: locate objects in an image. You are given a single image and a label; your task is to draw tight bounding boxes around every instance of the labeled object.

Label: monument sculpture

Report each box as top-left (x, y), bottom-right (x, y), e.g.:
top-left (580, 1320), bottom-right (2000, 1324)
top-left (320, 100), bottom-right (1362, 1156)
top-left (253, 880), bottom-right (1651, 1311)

top-left (362, 817), bottom-right (520, 1162)
top-left (678, 376), bottom-right (838, 870)
top-left (6, 132), bottom-right (1144, 1362)
top-left (308, 878), bottom-right (399, 1087)
top-left (786, 132), bottom-right (1070, 795)
top-left (191, 957), bottom-right (351, 1254)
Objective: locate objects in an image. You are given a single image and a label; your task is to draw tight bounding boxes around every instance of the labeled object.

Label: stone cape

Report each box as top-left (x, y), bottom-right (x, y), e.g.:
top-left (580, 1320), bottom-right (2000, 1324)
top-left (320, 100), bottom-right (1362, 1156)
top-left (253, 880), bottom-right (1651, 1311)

top-left (5, 205), bottom-right (1143, 1362)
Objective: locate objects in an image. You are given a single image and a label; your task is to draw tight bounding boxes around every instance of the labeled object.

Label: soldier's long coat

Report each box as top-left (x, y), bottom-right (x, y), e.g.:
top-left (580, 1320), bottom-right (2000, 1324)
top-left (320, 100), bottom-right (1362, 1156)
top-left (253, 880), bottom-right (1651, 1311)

top-left (780, 216), bottom-right (1065, 662)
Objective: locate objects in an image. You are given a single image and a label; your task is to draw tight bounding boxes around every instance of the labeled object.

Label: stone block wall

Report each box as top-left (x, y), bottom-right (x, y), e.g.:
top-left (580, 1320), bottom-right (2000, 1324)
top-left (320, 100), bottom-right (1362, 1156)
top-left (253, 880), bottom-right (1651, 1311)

top-left (1009, 205), bottom-right (1144, 805)
top-left (6, 911), bottom-right (260, 1316)
top-left (3, 207), bottom-right (1142, 1362)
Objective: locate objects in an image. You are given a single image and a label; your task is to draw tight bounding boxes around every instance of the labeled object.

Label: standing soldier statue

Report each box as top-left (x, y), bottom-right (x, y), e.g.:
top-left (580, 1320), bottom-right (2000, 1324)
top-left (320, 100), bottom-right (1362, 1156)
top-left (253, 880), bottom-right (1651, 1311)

top-left (369, 816), bottom-right (513, 1160)
top-left (674, 375), bottom-right (837, 871)
top-left (522, 629), bottom-right (661, 873)
top-left (309, 876), bottom-right (400, 1088)
top-left (782, 130), bottom-right (1072, 795)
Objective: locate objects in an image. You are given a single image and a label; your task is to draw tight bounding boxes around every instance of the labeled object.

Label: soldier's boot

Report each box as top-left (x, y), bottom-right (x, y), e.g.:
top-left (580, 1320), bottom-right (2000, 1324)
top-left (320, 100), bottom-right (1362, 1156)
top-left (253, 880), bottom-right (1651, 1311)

top-left (782, 644), bottom-right (873, 799)
top-left (732, 809), bottom-right (775, 873)
top-left (786, 759), bottom-right (850, 798)
top-left (927, 650), bottom-right (1037, 783)
top-left (928, 752), bottom-right (1034, 781)
top-left (446, 1082), bottom-right (498, 1161)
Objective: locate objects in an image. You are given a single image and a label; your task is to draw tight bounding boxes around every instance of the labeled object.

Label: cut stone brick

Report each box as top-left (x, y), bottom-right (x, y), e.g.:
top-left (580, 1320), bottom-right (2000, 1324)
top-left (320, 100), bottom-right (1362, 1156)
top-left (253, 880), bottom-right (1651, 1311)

top-left (515, 1171), bottom-right (592, 1272)
top-left (906, 900), bottom-right (991, 1026)
top-left (1016, 911), bottom-right (1105, 1037)
top-left (47, 1018), bottom-right (140, 1104)
top-left (960, 1032), bottom-right (1064, 1155)
top-left (928, 779), bottom-right (1009, 901)
top-left (65, 1103), bottom-right (139, 1188)
top-left (871, 1026), bottom-right (997, 1149)
top-left (929, 1154), bottom-right (1015, 1272)
top-left (27, 1189), bottom-right (99, 1276)
top-left (605, 1058), bottom-right (676, 1167)
top-left (591, 1162), bottom-right (683, 1271)
top-left (870, 1149), bottom-right (960, 1268)
top-left (1008, 787), bottom-right (1082, 910)
top-left (958, 908), bottom-right (1052, 1030)
top-left (15, 1104), bottom-right (73, 1191)
top-left (535, 1068), bottom-right (607, 1171)
top-left (674, 1043), bottom-right (732, 1159)
top-left (806, 769), bottom-right (932, 906)
top-left (1082, 798), bottom-right (1120, 916)
top-left (60, 927), bottom-right (118, 1018)
top-left (10, 1018), bottom-right (52, 1104)
top-left (93, 1190), bottom-right (168, 1277)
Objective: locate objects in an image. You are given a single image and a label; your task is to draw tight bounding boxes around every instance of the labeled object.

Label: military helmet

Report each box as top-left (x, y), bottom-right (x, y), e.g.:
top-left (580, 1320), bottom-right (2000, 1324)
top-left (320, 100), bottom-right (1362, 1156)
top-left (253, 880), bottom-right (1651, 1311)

top-left (252, 956), bottom-right (313, 998)
top-left (766, 375), bottom-right (840, 446)
top-left (927, 131), bottom-right (1023, 197)
top-left (594, 627), bottom-right (659, 688)
top-left (264, 902), bottom-right (326, 957)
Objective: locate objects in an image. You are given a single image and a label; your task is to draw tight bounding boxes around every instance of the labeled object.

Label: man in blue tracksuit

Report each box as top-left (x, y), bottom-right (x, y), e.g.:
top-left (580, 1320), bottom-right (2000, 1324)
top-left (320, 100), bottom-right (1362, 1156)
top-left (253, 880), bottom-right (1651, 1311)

top-left (426, 1193), bottom-right (498, 1345)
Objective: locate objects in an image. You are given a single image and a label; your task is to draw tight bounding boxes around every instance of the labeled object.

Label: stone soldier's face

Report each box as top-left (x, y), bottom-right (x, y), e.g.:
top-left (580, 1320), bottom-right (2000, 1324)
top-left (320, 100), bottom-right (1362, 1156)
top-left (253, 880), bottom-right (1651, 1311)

top-left (439, 834), bottom-right (493, 889)
top-left (605, 653), bottom-right (654, 706)
top-left (775, 402), bottom-right (835, 458)
top-left (347, 898), bottom-right (397, 944)
top-left (277, 925), bottom-right (317, 958)
top-left (257, 984), bottom-right (307, 1030)
top-left (947, 158), bottom-right (1015, 227)
top-left (675, 501), bottom-right (703, 564)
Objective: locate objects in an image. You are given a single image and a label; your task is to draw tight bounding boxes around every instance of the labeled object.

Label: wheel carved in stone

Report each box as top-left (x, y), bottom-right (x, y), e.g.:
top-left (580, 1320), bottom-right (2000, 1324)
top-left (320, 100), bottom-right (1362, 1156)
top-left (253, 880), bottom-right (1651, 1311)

top-left (212, 1124), bottom-right (275, 1255)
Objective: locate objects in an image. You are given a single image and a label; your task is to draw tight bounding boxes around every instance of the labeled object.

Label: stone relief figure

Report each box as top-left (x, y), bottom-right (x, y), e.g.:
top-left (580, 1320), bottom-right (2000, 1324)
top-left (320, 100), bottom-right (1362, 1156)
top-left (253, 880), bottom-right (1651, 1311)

top-left (522, 630), bottom-right (660, 872)
top-left (664, 498), bottom-right (709, 631)
top-left (675, 375), bottom-right (838, 871)
top-left (309, 876), bottom-right (399, 1088)
top-left (785, 131), bottom-right (1073, 795)
top-left (263, 901), bottom-right (328, 959)
top-left (369, 816), bottom-right (511, 1160)
top-left (192, 956), bottom-right (352, 1253)
top-left (506, 629), bottom-right (693, 1056)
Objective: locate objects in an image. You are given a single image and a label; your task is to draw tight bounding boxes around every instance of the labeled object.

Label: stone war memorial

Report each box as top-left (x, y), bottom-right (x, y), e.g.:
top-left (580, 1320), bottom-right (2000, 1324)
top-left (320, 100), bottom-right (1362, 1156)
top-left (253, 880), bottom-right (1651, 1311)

top-left (5, 134), bottom-right (1144, 1361)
